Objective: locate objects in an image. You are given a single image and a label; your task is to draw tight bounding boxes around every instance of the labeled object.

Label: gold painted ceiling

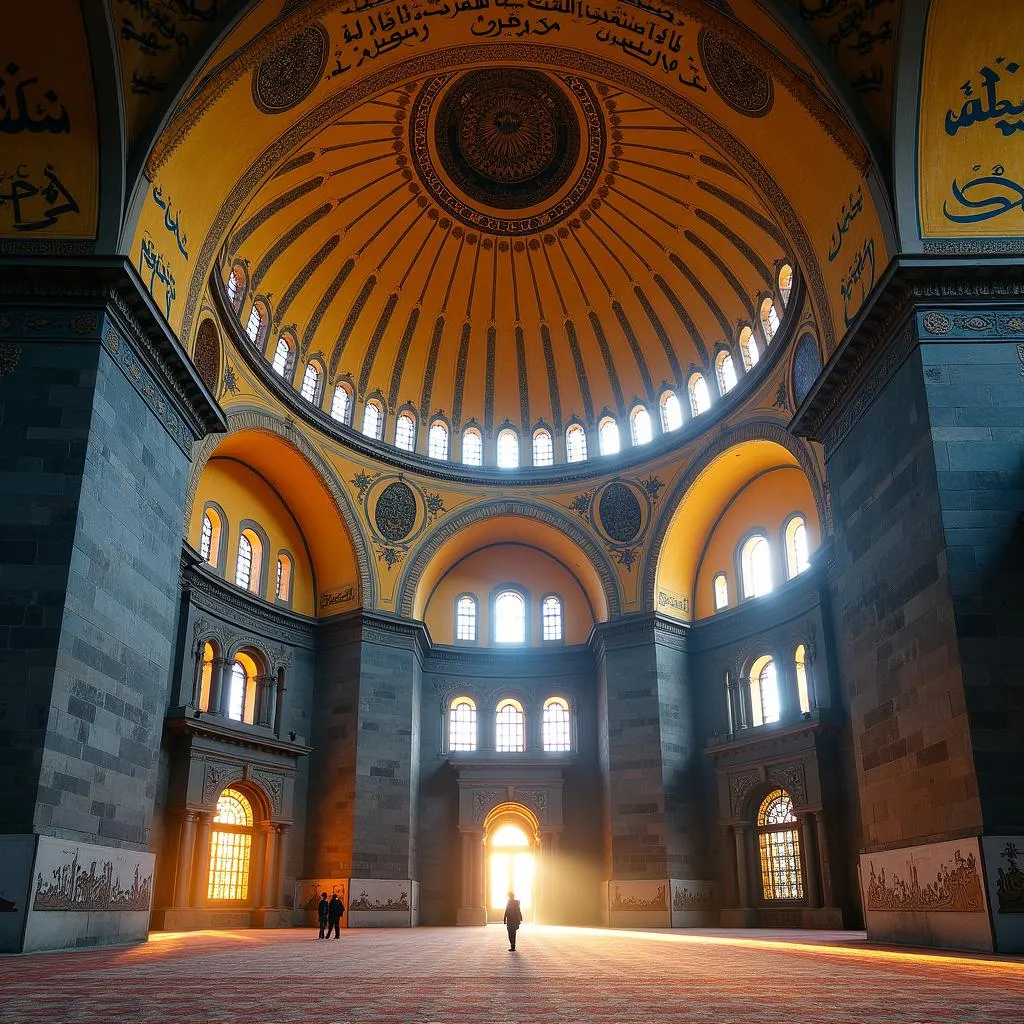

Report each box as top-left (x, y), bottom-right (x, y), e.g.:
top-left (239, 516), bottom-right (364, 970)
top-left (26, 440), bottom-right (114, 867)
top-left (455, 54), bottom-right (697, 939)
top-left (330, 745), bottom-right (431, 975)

top-left (226, 64), bottom-right (791, 433)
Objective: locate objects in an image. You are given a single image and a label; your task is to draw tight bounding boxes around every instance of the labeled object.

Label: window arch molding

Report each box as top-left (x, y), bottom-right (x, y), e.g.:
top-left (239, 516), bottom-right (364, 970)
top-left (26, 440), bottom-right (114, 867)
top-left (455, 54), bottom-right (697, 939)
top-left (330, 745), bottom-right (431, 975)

top-left (198, 500), bottom-right (229, 574)
top-left (235, 518), bottom-right (271, 598)
top-left (780, 511), bottom-right (812, 580)
top-left (491, 584), bottom-right (529, 645)
top-left (735, 527), bottom-right (774, 601)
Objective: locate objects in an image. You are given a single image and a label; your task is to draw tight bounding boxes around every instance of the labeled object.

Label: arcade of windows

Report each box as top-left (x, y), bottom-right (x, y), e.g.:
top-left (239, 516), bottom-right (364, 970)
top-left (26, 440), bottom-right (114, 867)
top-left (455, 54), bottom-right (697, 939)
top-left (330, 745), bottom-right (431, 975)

top-left (455, 591), bottom-right (563, 645)
top-left (228, 263), bottom-right (792, 469)
top-left (736, 646), bottom-right (813, 729)
top-left (711, 514), bottom-right (811, 613)
top-left (199, 504), bottom-right (293, 606)
top-left (447, 695), bottom-right (572, 753)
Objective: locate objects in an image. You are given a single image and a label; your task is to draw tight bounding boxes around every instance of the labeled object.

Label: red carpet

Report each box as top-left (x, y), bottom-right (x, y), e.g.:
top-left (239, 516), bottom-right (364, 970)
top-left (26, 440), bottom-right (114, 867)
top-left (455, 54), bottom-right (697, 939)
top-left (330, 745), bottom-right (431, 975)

top-left (1, 926), bottom-right (1022, 1023)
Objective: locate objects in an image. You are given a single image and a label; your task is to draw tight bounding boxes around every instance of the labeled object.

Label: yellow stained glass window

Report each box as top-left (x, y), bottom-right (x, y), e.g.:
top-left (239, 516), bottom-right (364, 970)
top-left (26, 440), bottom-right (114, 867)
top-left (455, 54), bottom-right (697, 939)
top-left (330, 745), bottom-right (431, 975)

top-left (208, 789), bottom-right (253, 902)
top-left (757, 789), bottom-right (803, 901)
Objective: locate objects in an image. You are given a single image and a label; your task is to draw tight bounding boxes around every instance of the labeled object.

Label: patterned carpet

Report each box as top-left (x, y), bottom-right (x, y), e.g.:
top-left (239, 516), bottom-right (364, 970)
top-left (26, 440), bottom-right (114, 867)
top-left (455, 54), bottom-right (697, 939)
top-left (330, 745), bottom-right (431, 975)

top-left (1, 926), bottom-right (1022, 1023)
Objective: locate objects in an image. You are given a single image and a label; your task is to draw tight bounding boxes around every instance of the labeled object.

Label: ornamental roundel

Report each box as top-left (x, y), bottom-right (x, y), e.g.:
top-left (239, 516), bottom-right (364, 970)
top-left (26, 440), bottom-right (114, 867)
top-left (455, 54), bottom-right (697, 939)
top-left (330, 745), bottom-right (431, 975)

top-left (697, 28), bottom-right (774, 119)
top-left (374, 481), bottom-right (418, 543)
top-left (598, 481), bottom-right (643, 543)
top-left (409, 68), bottom-right (606, 235)
top-left (252, 23), bottom-right (330, 114)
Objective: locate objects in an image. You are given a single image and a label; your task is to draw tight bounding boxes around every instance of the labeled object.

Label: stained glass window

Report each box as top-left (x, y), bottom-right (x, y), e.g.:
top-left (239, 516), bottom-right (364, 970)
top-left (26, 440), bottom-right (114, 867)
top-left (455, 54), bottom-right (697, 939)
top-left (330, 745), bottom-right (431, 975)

top-left (208, 788), bottom-right (253, 902)
top-left (757, 789), bottom-right (803, 901)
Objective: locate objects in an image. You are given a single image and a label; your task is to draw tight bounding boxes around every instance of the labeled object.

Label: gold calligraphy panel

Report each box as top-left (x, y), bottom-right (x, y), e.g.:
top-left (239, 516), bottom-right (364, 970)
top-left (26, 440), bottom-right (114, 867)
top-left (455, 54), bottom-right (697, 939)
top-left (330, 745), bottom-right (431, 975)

top-left (0, 0), bottom-right (98, 240)
top-left (920, 0), bottom-right (1024, 239)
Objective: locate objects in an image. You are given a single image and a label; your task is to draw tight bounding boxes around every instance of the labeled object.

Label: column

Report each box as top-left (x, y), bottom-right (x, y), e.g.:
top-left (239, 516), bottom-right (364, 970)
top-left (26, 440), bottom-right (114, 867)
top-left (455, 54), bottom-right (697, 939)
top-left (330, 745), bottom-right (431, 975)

top-left (273, 668), bottom-right (286, 736)
top-left (724, 673), bottom-right (736, 736)
top-left (191, 645), bottom-right (205, 707)
top-left (734, 824), bottom-right (752, 909)
top-left (776, 661), bottom-right (800, 724)
top-left (737, 677), bottom-right (752, 730)
top-left (254, 674), bottom-right (276, 728)
top-left (475, 831), bottom-right (486, 911)
top-left (722, 825), bottom-right (738, 908)
top-left (208, 658), bottom-right (229, 717)
top-left (815, 813), bottom-right (834, 906)
top-left (801, 813), bottom-right (821, 908)
top-left (191, 811), bottom-right (214, 907)
top-left (274, 825), bottom-right (290, 909)
top-left (260, 822), bottom-right (279, 909)
top-left (173, 811), bottom-right (197, 908)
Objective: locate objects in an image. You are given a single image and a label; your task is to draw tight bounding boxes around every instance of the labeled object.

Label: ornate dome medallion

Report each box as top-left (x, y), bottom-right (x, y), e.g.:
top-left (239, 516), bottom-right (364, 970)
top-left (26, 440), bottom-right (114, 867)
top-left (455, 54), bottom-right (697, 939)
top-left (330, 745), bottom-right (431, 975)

top-left (410, 68), bottom-right (605, 235)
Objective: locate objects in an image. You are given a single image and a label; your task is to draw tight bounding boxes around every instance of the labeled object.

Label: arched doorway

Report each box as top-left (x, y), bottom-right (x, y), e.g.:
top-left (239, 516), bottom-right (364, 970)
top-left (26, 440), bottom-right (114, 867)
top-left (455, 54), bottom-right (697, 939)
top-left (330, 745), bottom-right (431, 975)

top-left (483, 805), bottom-right (540, 923)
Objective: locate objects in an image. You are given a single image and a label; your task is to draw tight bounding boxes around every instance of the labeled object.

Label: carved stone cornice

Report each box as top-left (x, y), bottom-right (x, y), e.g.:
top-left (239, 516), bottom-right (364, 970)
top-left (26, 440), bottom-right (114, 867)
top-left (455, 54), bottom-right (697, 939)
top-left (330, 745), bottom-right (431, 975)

top-left (791, 256), bottom-right (1024, 454)
top-left (589, 612), bottom-right (689, 658)
top-left (425, 643), bottom-right (594, 678)
top-left (164, 707), bottom-right (313, 758)
top-left (0, 258), bottom-right (226, 443)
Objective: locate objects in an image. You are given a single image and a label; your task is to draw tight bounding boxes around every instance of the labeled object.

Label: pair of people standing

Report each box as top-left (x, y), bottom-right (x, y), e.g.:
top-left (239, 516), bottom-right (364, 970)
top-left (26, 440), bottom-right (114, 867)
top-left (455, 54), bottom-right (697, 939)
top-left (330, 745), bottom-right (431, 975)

top-left (317, 891), bottom-right (345, 938)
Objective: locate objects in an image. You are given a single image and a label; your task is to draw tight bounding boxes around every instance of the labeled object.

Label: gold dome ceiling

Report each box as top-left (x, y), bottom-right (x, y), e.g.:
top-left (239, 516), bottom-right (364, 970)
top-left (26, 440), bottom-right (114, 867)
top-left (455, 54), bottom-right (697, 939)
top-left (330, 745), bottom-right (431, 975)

top-left (225, 64), bottom-right (790, 436)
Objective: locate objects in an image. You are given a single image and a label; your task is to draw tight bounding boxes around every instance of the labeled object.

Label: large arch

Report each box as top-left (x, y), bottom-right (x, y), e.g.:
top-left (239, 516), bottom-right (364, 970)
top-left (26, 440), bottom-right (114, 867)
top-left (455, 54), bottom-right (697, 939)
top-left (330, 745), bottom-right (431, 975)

top-left (397, 501), bottom-right (619, 621)
top-left (185, 406), bottom-right (374, 608)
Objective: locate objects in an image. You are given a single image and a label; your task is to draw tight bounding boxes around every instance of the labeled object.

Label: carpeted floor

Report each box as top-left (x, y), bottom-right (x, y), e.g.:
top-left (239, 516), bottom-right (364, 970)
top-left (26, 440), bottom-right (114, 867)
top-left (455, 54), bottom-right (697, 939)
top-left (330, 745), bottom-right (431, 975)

top-left (1, 926), bottom-right (1022, 1023)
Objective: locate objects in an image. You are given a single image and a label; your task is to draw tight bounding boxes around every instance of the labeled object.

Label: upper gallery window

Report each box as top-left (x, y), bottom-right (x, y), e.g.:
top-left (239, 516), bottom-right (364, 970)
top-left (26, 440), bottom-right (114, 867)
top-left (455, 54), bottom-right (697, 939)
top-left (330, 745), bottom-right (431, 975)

top-left (795, 644), bottom-right (811, 715)
top-left (533, 428), bottom-right (554, 467)
top-left (456, 594), bottom-right (477, 642)
top-left (541, 595), bottom-right (563, 641)
top-left (245, 301), bottom-right (266, 345)
top-left (362, 400), bottom-right (384, 440)
top-left (713, 572), bottom-right (729, 611)
top-left (749, 655), bottom-right (780, 727)
top-left (740, 533), bottom-right (773, 599)
top-left (716, 351), bottom-right (737, 395)
top-left (395, 412), bottom-right (417, 452)
top-left (226, 265), bottom-right (247, 312)
top-left (761, 297), bottom-right (781, 342)
top-left (630, 405), bottom-right (653, 446)
top-left (598, 416), bottom-right (620, 456)
top-left (785, 515), bottom-right (811, 579)
top-left (778, 263), bottom-right (793, 306)
top-left (331, 384), bottom-right (352, 425)
top-left (271, 335), bottom-right (293, 377)
top-left (275, 553), bottom-right (292, 602)
top-left (689, 373), bottom-right (711, 416)
top-left (300, 361), bottom-right (322, 403)
top-left (234, 530), bottom-right (262, 593)
top-left (462, 427), bottom-right (483, 466)
top-left (497, 428), bottom-right (519, 468)
top-left (449, 697), bottom-right (477, 751)
top-left (200, 506), bottom-right (222, 566)
top-left (565, 423), bottom-right (588, 462)
top-left (495, 699), bottom-right (526, 752)
top-left (542, 696), bottom-right (571, 752)
top-left (740, 326), bottom-right (759, 370)
top-left (428, 420), bottom-right (449, 460)
top-left (494, 589), bottom-right (526, 644)
top-left (660, 390), bottom-right (683, 432)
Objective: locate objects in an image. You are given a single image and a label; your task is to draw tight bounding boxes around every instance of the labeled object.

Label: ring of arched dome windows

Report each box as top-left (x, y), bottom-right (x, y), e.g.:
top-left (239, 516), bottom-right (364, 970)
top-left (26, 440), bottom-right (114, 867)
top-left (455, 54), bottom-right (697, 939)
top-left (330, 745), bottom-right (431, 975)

top-left (274, 549), bottom-right (295, 606)
top-left (234, 519), bottom-right (271, 598)
top-left (199, 500), bottom-right (229, 573)
top-left (427, 413), bottom-right (451, 461)
top-left (531, 422), bottom-right (555, 467)
top-left (491, 585), bottom-right (529, 645)
top-left (330, 377), bottom-right (355, 426)
top-left (361, 393), bottom-right (386, 441)
top-left (299, 357), bottom-right (325, 406)
top-left (736, 528), bottom-right (774, 601)
top-left (496, 424), bottom-right (521, 469)
top-left (780, 512), bottom-right (812, 581)
top-left (225, 262), bottom-right (249, 314)
top-left (393, 405), bottom-right (419, 453)
top-left (243, 296), bottom-right (270, 349)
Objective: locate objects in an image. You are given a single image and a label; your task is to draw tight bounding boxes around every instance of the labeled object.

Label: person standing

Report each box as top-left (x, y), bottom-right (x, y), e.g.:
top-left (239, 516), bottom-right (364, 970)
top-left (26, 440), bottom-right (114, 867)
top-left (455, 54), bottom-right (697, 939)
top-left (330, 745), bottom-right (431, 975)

top-left (327, 891), bottom-right (345, 939)
top-left (317, 892), bottom-right (329, 939)
top-left (503, 891), bottom-right (522, 951)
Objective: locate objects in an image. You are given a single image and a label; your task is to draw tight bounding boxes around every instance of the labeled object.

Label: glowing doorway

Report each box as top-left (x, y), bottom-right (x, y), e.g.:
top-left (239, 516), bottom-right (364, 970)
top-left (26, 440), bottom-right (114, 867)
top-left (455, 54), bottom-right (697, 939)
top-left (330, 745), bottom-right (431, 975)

top-left (488, 823), bottom-right (534, 915)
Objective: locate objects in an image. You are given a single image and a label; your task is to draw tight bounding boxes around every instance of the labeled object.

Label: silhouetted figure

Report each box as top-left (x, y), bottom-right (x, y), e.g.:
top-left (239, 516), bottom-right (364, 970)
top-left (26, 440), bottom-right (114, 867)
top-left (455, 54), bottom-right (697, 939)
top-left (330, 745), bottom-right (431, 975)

top-left (327, 892), bottom-right (345, 938)
top-left (503, 891), bottom-right (522, 951)
top-left (317, 892), bottom-right (329, 939)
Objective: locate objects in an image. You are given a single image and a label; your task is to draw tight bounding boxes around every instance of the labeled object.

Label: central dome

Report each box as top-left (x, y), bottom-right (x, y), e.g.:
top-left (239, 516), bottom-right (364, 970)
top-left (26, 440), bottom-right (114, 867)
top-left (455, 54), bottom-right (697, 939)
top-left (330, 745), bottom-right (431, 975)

top-left (410, 68), bottom-right (605, 234)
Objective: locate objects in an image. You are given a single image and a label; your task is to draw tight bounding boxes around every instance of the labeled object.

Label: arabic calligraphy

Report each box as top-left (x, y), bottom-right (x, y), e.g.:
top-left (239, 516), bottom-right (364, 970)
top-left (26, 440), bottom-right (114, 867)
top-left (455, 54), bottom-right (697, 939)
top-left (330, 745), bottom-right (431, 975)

top-left (151, 184), bottom-right (189, 259)
top-left (828, 185), bottom-right (863, 261)
top-left (942, 166), bottom-right (1024, 224)
top-left (0, 62), bottom-right (71, 134)
top-left (139, 232), bottom-right (176, 319)
top-left (840, 236), bottom-right (874, 328)
top-left (946, 57), bottom-right (1024, 138)
top-left (0, 163), bottom-right (80, 231)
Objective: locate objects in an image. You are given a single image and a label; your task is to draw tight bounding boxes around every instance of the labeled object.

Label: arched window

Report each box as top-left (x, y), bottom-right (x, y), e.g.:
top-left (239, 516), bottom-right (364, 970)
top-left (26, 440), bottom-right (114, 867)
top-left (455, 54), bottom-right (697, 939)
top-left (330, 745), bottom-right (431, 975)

top-left (740, 326), bottom-right (759, 370)
top-left (542, 696), bottom-right (571, 752)
top-left (494, 589), bottom-right (526, 644)
top-left (331, 384), bottom-right (352, 425)
top-left (749, 655), bottom-right (780, 727)
top-left (784, 515), bottom-right (811, 579)
top-left (227, 661), bottom-right (247, 722)
top-left (532, 428), bottom-right (554, 467)
top-left (716, 351), bottom-right (737, 395)
top-left (234, 528), bottom-right (263, 595)
top-left (778, 263), bottom-right (793, 306)
top-left (300, 361), bottom-right (322, 403)
top-left (362, 399), bottom-right (384, 440)
top-left (713, 572), bottom-right (729, 611)
top-left (495, 699), bottom-right (525, 752)
top-left (630, 405), bottom-right (653, 446)
top-left (245, 301), bottom-right (265, 344)
top-left (271, 336), bottom-right (293, 377)
top-left (598, 416), bottom-right (619, 456)
top-left (689, 373), bottom-right (710, 416)
top-left (395, 412), bottom-right (417, 452)
top-left (740, 533), bottom-right (773, 599)
top-left (208, 788), bottom-right (254, 901)
top-left (761, 297), bottom-right (781, 343)
top-left (198, 641), bottom-right (214, 712)
top-left (428, 419), bottom-right (449, 460)
top-left (226, 265), bottom-right (247, 311)
top-left (456, 594), bottom-right (477, 642)
top-left (660, 390), bottom-right (683, 432)
top-left (541, 595), bottom-right (562, 641)
top-left (462, 427), bottom-right (483, 466)
top-left (565, 423), bottom-right (588, 462)
top-left (200, 506), bottom-right (222, 566)
top-left (795, 644), bottom-right (811, 715)
top-left (496, 428), bottom-right (519, 468)
top-left (449, 697), bottom-right (477, 751)
top-left (757, 788), bottom-right (803, 900)
top-left (275, 554), bottom-right (292, 602)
